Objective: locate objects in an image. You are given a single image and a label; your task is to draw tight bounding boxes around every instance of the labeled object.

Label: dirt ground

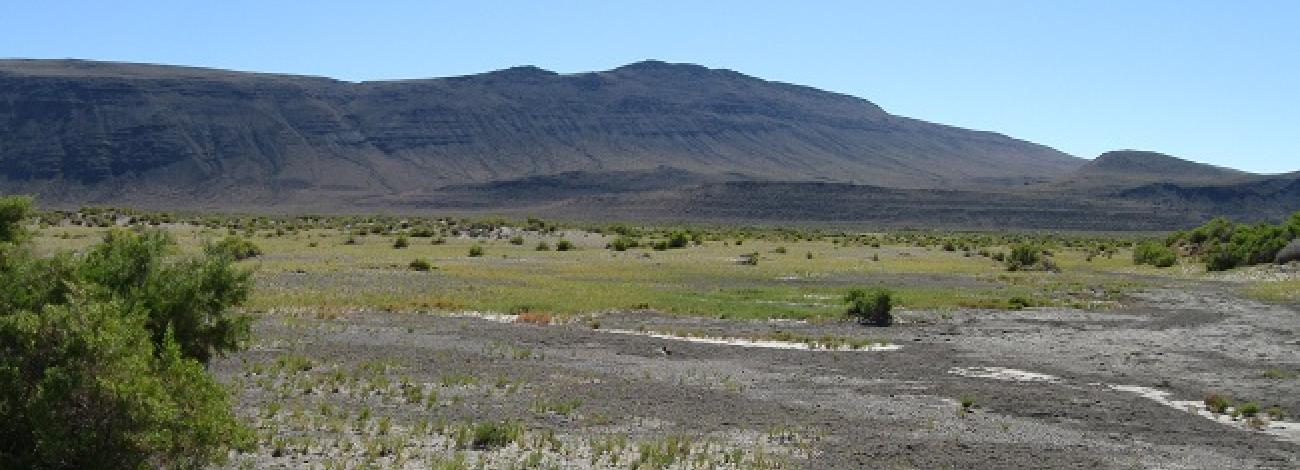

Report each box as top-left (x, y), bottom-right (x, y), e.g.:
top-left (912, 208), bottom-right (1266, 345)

top-left (213, 282), bottom-right (1299, 469)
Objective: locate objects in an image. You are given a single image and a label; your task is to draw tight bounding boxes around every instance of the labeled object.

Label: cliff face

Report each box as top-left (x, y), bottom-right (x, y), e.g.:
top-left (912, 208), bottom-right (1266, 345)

top-left (0, 59), bottom-right (1082, 205)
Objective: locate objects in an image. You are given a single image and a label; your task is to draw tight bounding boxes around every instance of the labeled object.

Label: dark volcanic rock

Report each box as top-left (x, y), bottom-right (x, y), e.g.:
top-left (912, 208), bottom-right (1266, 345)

top-left (0, 58), bottom-right (1080, 204)
top-left (1277, 239), bottom-right (1300, 264)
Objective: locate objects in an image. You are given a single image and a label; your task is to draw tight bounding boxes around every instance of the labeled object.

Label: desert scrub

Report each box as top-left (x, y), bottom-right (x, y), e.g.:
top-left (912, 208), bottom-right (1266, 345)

top-left (1204, 394), bottom-right (1233, 414)
top-left (1132, 240), bottom-right (1177, 267)
top-left (845, 288), bottom-right (893, 326)
top-left (468, 245), bottom-right (484, 257)
top-left (409, 258), bottom-right (434, 271)
top-left (555, 239), bottom-right (575, 251)
top-left (209, 234), bottom-right (263, 260)
top-left (469, 421), bottom-right (524, 450)
top-left (532, 398), bottom-right (583, 416)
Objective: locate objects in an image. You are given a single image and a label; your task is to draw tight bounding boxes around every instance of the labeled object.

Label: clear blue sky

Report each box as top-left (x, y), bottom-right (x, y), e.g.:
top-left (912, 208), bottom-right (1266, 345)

top-left (5, 1), bottom-right (1297, 173)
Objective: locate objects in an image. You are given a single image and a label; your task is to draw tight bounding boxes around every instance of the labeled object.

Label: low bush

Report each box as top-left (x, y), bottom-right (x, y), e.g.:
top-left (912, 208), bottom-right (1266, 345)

top-left (1132, 240), bottom-right (1177, 267)
top-left (392, 236), bottom-right (409, 249)
top-left (556, 239), bottom-right (574, 251)
top-left (1005, 244), bottom-right (1041, 271)
top-left (1204, 393), bottom-right (1232, 414)
top-left (535, 241), bottom-right (551, 251)
top-left (667, 231), bottom-right (690, 249)
top-left (845, 288), bottom-right (893, 326)
top-left (608, 236), bottom-right (638, 251)
top-left (1007, 296), bottom-right (1033, 310)
top-left (209, 235), bottom-right (262, 260)
top-left (409, 258), bottom-right (433, 271)
top-left (470, 421), bottom-right (523, 450)
top-left (468, 245), bottom-right (484, 257)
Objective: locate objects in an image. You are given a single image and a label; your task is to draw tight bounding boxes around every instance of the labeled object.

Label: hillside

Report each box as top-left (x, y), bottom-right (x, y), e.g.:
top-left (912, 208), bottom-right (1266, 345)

top-left (0, 58), bottom-right (1081, 207)
top-left (1057, 150), bottom-right (1253, 188)
top-left (3, 59), bottom-right (1298, 229)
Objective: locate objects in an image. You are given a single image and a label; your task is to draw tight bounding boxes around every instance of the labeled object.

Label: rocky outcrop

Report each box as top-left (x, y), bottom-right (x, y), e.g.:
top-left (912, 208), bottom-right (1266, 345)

top-left (1277, 239), bottom-right (1300, 264)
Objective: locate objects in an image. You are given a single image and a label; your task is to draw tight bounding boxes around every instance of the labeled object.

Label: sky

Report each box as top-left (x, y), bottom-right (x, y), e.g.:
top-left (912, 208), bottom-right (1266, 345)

top-left (4, 1), bottom-right (1297, 173)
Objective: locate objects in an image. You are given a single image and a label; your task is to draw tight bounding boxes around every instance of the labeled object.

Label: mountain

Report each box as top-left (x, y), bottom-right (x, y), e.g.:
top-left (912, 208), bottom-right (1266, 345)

top-left (2, 59), bottom-right (1297, 229)
top-left (0, 59), bottom-right (1080, 205)
top-left (1056, 150), bottom-right (1252, 188)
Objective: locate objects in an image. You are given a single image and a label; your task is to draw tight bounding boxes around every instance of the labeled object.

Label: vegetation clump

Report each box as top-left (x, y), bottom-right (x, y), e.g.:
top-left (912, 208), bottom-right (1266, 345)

top-left (845, 288), bottom-right (893, 326)
top-left (469, 421), bottom-right (523, 450)
top-left (409, 258), bottom-right (434, 271)
top-left (1132, 240), bottom-right (1178, 268)
top-left (0, 196), bottom-right (251, 468)
top-left (1204, 393), bottom-right (1233, 414)
top-left (468, 245), bottom-right (485, 257)
top-left (608, 236), bottom-right (639, 251)
top-left (556, 239), bottom-right (575, 251)
top-left (1167, 213), bottom-right (1300, 270)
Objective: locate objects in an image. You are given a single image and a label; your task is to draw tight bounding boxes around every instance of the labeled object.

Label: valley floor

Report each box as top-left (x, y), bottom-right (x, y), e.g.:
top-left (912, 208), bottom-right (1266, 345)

top-left (213, 285), bottom-right (1299, 469)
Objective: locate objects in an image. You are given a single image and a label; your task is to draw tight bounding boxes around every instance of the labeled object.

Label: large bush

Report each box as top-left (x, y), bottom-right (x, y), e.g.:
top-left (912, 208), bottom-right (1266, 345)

top-left (1169, 212), bottom-right (1300, 271)
top-left (77, 230), bottom-right (253, 363)
top-left (845, 288), bottom-right (893, 326)
top-left (0, 197), bottom-right (251, 467)
top-left (0, 195), bottom-right (32, 243)
top-left (1133, 240), bottom-right (1178, 268)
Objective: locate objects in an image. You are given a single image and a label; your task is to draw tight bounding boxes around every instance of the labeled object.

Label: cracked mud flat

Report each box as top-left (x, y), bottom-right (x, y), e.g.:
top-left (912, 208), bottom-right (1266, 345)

top-left (213, 286), bottom-right (1299, 469)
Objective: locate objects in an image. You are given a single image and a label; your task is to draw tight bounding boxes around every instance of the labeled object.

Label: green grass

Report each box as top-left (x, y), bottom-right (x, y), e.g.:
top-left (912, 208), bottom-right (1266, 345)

top-left (1241, 279), bottom-right (1300, 303)
top-left (30, 225), bottom-right (1168, 320)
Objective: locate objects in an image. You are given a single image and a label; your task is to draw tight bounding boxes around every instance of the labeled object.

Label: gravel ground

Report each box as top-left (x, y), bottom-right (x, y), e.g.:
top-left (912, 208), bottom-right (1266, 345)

top-left (213, 284), bottom-right (1299, 469)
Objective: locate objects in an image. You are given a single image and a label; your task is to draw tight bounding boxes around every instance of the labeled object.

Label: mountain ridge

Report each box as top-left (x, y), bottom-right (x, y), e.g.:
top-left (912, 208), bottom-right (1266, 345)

top-left (3, 59), bottom-right (1297, 228)
top-left (0, 58), bottom-right (1080, 193)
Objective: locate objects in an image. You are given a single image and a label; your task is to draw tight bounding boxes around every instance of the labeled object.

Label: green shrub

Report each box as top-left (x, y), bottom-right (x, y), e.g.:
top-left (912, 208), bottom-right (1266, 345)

top-left (608, 236), bottom-right (638, 251)
top-left (1132, 240), bottom-right (1177, 268)
top-left (535, 241), bottom-right (551, 251)
top-left (1205, 246), bottom-right (1240, 272)
top-left (393, 236), bottom-right (409, 249)
top-left (1204, 394), bottom-right (1232, 414)
top-left (555, 239), bottom-right (575, 251)
top-left (409, 258), bottom-right (433, 271)
top-left (1239, 402), bottom-right (1260, 417)
top-left (1005, 244), bottom-right (1041, 271)
top-left (1170, 214), bottom-right (1299, 270)
top-left (0, 300), bottom-right (250, 468)
top-left (468, 245), bottom-right (484, 257)
top-left (469, 421), bottom-right (523, 450)
top-left (1007, 296), bottom-right (1033, 310)
top-left (0, 203), bottom-right (250, 468)
top-left (845, 288), bottom-right (893, 326)
top-left (509, 236), bottom-right (525, 246)
top-left (0, 195), bottom-right (32, 243)
top-left (667, 231), bottom-right (689, 249)
top-left (77, 230), bottom-right (252, 363)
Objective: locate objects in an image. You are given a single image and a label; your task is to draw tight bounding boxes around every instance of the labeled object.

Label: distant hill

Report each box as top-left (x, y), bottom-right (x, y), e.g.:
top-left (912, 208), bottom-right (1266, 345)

top-left (1057, 150), bottom-right (1252, 188)
top-left (0, 58), bottom-right (1080, 206)
top-left (2, 59), bottom-right (1298, 228)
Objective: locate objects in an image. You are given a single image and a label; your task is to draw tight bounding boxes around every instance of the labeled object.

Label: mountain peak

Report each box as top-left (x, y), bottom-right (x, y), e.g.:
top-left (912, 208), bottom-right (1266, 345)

top-left (611, 60), bottom-right (718, 76)
top-left (1088, 150), bottom-right (1244, 177)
